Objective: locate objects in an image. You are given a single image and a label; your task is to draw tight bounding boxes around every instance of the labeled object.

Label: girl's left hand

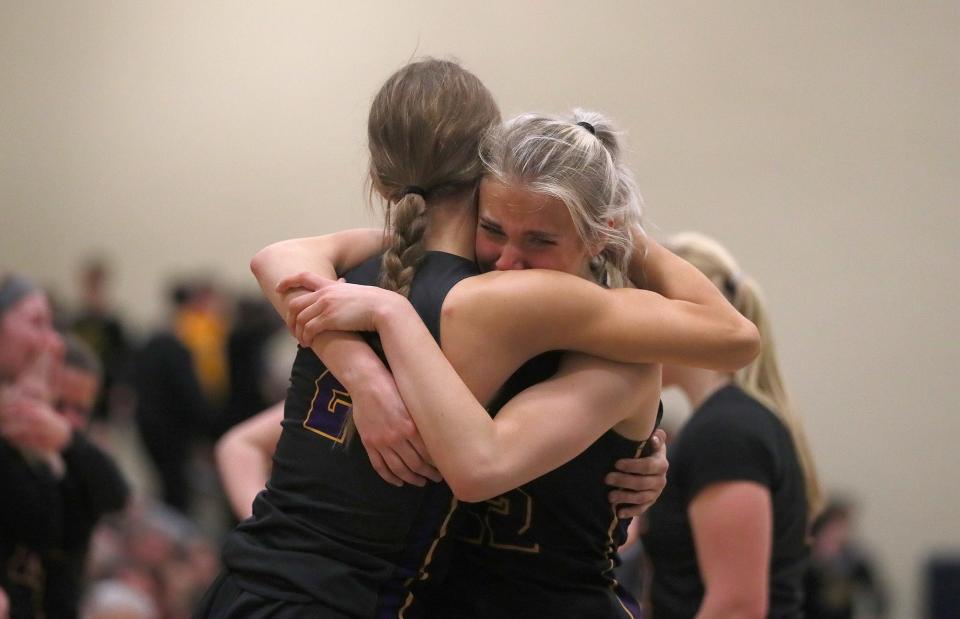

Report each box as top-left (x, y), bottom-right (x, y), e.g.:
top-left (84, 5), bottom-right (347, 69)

top-left (277, 272), bottom-right (403, 345)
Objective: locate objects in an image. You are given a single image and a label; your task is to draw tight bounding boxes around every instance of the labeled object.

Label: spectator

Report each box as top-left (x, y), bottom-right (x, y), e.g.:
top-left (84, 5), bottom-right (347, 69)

top-left (44, 335), bottom-right (130, 619)
top-left (134, 282), bottom-right (216, 513)
top-left (805, 498), bottom-right (888, 619)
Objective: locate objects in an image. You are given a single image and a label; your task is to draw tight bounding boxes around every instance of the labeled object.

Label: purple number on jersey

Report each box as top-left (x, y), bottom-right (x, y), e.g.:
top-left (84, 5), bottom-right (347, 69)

top-left (302, 370), bottom-right (351, 443)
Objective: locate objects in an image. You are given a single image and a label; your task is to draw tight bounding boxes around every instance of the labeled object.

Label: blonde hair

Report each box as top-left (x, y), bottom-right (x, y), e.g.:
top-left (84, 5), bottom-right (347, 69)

top-left (667, 232), bottom-right (824, 523)
top-left (368, 58), bottom-right (501, 296)
top-left (479, 109), bottom-right (643, 287)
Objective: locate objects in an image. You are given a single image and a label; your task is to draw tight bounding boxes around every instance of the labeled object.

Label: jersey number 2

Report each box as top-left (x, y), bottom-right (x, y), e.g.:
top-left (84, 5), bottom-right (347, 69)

top-left (459, 488), bottom-right (540, 553)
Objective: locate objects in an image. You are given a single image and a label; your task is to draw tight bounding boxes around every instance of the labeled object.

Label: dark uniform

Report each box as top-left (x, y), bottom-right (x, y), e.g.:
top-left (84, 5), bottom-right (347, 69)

top-left (642, 384), bottom-right (809, 619)
top-left (199, 252), bottom-right (478, 619)
top-left (423, 352), bottom-right (657, 619)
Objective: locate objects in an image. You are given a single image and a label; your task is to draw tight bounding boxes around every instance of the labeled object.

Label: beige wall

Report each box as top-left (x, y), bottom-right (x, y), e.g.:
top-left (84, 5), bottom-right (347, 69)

top-left (2, 2), bottom-right (957, 615)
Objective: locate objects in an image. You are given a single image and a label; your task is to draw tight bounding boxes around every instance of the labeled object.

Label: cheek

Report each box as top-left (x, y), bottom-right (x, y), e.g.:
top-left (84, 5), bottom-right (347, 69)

top-left (530, 246), bottom-right (584, 274)
top-left (474, 235), bottom-right (500, 267)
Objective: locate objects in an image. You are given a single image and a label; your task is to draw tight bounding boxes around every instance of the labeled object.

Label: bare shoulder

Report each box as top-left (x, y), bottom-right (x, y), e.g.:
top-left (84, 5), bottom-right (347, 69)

top-left (442, 269), bottom-right (601, 326)
top-left (556, 354), bottom-right (661, 441)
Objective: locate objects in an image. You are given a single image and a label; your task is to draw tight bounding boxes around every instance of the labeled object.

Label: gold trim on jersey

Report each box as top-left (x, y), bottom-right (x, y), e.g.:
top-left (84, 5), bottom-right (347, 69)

top-left (398, 496), bottom-right (460, 618)
top-left (602, 443), bottom-right (644, 619)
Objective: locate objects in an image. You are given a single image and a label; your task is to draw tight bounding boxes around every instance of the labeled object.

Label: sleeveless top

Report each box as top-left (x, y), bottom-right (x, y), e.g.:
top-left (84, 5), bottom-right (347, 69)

top-left (220, 251), bottom-right (478, 618)
top-left (423, 352), bottom-right (661, 618)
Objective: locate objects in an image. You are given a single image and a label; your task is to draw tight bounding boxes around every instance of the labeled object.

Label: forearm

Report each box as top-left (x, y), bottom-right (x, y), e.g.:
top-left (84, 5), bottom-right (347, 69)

top-left (251, 233), bottom-right (389, 393)
top-left (459, 270), bottom-right (758, 373)
top-left (596, 288), bottom-right (758, 370)
top-left (250, 229), bottom-right (386, 317)
top-left (215, 403), bottom-right (284, 520)
top-left (371, 299), bottom-right (498, 496)
top-left (625, 236), bottom-right (760, 369)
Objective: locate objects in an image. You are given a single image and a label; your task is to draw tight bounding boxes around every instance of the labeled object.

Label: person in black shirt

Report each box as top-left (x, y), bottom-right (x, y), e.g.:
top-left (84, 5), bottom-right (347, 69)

top-left (642, 232), bottom-right (824, 618)
top-left (134, 282), bottom-right (216, 513)
top-left (44, 336), bottom-right (130, 619)
top-left (0, 274), bottom-right (66, 619)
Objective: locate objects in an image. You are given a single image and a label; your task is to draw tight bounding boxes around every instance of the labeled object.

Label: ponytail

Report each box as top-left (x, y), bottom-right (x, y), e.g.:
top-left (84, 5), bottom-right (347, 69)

top-left (668, 232), bottom-right (824, 524)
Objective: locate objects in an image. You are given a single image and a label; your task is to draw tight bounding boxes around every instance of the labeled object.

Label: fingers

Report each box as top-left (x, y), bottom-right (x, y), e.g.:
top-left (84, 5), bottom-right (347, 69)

top-left (605, 470), bottom-right (662, 492)
top-left (300, 315), bottom-right (331, 346)
top-left (276, 271), bottom-right (334, 294)
top-left (394, 439), bottom-right (442, 483)
top-left (650, 429), bottom-right (666, 452)
top-left (365, 449), bottom-right (404, 487)
top-left (285, 293), bottom-right (331, 345)
top-left (285, 291), bottom-right (320, 336)
top-left (379, 448), bottom-right (427, 487)
top-left (614, 501), bottom-right (657, 519)
top-left (611, 458), bottom-right (667, 478)
top-left (407, 434), bottom-right (441, 478)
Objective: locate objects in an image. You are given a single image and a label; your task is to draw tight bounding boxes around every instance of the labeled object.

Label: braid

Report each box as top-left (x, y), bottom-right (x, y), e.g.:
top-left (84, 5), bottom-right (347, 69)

top-left (379, 193), bottom-right (428, 297)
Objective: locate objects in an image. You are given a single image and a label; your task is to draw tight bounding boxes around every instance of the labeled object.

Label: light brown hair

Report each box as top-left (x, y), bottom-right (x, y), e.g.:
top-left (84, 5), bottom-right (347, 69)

top-left (368, 58), bottom-right (501, 296)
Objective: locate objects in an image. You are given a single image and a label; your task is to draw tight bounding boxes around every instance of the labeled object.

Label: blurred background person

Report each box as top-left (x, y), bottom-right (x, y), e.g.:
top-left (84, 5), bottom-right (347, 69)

top-left (133, 280), bottom-right (217, 516)
top-left (70, 257), bottom-right (134, 427)
top-left (805, 497), bottom-right (889, 619)
top-left (641, 232), bottom-right (824, 618)
top-left (222, 296), bottom-right (283, 430)
top-left (0, 273), bottom-right (66, 618)
top-left (44, 335), bottom-right (131, 619)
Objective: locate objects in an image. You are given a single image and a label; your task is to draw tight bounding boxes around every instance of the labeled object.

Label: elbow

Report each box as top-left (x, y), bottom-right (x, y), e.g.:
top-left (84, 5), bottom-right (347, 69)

top-left (214, 433), bottom-right (237, 478)
top-left (736, 319), bottom-right (762, 367)
top-left (448, 480), bottom-right (498, 504)
top-left (717, 317), bottom-right (761, 372)
top-left (444, 456), bottom-right (504, 503)
top-left (250, 241), bottom-right (283, 280)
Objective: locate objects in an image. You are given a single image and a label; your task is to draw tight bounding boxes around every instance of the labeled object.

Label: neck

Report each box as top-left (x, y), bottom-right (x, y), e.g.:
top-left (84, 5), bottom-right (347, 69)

top-left (673, 368), bottom-right (735, 411)
top-left (422, 191), bottom-right (477, 260)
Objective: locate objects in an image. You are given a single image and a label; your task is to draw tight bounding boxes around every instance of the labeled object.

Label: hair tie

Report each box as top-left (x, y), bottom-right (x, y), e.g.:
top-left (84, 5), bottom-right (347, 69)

top-left (576, 121), bottom-right (596, 136)
top-left (723, 272), bottom-right (743, 297)
top-left (402, 185), bottom-right (427, 198)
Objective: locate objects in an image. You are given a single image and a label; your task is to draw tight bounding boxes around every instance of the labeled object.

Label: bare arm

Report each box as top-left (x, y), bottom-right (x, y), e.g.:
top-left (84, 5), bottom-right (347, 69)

top-left (382, 324), bottom-right (661, 502)
top-left (631, 233), bottom-right (758, 370)
top-left (689, 482), bottom-right (772, 619)
top-left (215, 401), bottom-right (284, 520)
top-left (250, 229), bottom-right (440, 486)
top-left (294, 285), bottom-right (660, 501)
top-left (249, 230), bottom-right (389, 405)
top-left (440, 264), bottom-right (757, 373)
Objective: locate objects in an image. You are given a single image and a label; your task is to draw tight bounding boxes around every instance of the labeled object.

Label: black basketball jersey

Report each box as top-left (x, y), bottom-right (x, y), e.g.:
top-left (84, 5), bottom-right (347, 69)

top-left (220, 251), bottom-right (478, 618)
top-left (423, 352), bottom-right (658, 619)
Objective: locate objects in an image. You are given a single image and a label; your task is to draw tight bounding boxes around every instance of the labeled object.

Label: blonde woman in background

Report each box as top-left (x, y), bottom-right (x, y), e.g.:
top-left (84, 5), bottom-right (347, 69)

top-left (641, 232), bottom-right (822, 619)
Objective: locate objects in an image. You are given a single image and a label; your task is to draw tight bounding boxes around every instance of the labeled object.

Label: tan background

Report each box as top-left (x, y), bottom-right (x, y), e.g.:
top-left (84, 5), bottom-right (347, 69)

top-left (2, 2), bottom-right (957, 616)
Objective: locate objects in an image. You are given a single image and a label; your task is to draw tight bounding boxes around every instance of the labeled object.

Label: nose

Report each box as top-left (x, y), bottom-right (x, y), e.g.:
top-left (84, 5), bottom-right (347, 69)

top-left (495, 245), bottom-right (526, 271)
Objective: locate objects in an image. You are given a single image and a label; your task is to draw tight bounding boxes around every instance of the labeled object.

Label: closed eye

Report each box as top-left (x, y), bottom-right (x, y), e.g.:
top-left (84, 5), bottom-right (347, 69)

top-left (528, 236), bottom-right (557, 247)
top-left (479, 222), bottom-right (504, 236)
